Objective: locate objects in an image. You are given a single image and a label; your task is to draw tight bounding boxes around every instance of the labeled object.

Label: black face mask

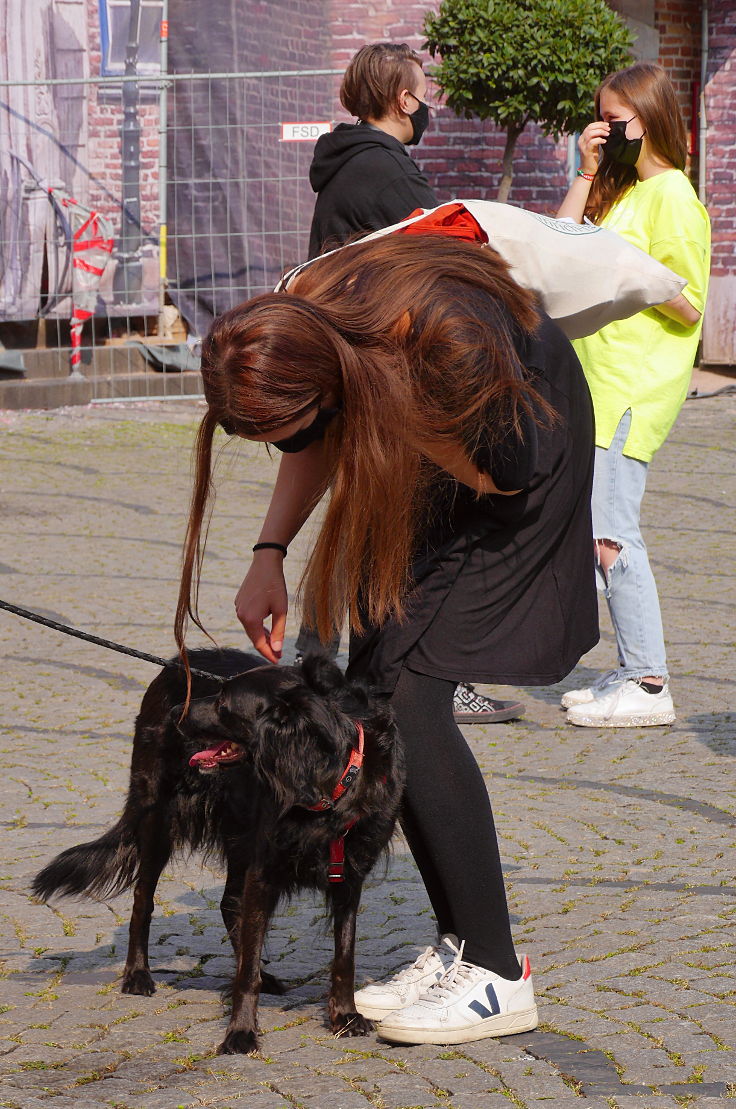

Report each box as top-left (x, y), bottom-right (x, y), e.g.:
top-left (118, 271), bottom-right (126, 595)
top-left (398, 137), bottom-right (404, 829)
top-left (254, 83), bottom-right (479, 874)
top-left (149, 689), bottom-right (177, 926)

top-left (408, 97), bottom-right (430, 145)
top-left (270, 405), bottom-right (341, 453)
top-left (602, 118), bottom-right (645, 167)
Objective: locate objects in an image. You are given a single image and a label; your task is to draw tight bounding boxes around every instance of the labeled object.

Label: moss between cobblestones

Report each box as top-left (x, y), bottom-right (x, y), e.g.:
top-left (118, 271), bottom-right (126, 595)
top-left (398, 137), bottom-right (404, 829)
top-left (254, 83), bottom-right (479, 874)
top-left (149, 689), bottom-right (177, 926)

top-left (1, 399), bottom-right (734, 1106)
top-left (260, 1081), bottom-right (309, 1108)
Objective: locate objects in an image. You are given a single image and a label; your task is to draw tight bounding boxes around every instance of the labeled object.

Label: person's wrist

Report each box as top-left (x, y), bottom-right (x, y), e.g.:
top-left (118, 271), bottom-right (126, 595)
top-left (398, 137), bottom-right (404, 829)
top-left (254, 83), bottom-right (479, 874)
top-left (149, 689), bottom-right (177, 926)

top-left (576, 168), bottom-right (597, 182)
top-left (252, 541), bottom-right (287, 558)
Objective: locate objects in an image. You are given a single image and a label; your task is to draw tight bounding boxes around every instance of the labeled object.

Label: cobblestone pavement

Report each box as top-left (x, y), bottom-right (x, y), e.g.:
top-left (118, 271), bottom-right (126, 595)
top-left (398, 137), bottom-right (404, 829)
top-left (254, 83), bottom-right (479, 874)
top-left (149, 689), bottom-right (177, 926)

top-left (0, 394), bottom-right (734, 1109)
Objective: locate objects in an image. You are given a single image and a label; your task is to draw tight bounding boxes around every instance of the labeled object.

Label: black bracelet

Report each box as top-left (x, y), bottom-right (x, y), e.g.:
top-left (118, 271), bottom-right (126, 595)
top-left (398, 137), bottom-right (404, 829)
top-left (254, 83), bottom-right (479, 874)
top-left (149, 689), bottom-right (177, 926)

top-left (252, 542), bottom-right (288, 557)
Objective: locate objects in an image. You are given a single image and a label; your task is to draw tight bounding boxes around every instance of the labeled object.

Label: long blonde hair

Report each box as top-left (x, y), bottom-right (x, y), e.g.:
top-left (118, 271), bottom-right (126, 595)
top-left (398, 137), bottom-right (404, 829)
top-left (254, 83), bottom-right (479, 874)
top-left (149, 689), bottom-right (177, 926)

top-left (176, 234), bottom-right (542, 660)
top-left (586, 62), bottom-right (688, 223)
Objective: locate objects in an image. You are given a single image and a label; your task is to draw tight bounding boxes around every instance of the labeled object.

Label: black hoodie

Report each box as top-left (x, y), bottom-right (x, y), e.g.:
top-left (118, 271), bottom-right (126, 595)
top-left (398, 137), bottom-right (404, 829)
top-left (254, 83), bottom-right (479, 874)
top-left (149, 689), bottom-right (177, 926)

top-left (307, 121), bottom-right (438, 259)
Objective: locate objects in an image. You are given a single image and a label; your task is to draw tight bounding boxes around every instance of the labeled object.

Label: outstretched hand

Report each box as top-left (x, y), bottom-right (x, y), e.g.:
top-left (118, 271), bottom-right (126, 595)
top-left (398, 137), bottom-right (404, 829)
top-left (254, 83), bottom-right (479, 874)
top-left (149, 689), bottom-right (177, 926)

top-left (234, 553), bottom-right (288, 663)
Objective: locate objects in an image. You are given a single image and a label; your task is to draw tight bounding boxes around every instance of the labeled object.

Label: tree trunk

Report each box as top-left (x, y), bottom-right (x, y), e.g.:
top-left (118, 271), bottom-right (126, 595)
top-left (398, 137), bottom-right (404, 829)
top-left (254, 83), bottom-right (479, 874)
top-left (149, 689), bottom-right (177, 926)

top-left (497, 122), bottom-right (525, 203)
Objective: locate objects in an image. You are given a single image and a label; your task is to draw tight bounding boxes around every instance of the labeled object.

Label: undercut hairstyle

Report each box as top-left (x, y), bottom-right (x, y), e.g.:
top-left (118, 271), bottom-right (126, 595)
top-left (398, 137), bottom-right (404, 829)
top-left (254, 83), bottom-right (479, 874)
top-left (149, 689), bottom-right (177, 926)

top-left (340, 42), bottom-right (423, 121)
top-left (586, 62), bottom-right (689, 224)
top-left (176, 235), bottom-right (546, 667)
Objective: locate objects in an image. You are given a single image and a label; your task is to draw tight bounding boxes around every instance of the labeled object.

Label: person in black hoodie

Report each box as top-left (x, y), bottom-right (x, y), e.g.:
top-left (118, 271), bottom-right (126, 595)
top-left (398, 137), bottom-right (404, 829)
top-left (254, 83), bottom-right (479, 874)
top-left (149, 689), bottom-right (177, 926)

top-left (299, 42), bottom-right (525, 726)
top-left (308, 43), bottom-right (437, 258)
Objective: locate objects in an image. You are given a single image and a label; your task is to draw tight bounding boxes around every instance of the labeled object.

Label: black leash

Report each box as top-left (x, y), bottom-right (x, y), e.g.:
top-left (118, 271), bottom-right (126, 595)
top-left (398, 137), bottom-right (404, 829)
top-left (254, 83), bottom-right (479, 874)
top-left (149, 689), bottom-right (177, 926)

top-left (0, 598), bottom-right (225, 683)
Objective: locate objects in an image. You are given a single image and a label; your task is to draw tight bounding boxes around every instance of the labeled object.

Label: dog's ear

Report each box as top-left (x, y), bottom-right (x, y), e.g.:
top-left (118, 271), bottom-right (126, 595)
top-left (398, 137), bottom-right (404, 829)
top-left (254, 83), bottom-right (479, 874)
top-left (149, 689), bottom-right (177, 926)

top-left (298, 652), bottom-right (345, 696)
top-left (252, 687), bottom-right (347, 813)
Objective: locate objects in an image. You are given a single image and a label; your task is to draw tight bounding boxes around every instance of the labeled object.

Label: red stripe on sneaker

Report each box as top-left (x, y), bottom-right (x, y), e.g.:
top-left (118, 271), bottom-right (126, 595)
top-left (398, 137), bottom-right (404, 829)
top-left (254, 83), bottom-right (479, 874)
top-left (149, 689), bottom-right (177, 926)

top-left (522, 955), bottom-right (532, 979)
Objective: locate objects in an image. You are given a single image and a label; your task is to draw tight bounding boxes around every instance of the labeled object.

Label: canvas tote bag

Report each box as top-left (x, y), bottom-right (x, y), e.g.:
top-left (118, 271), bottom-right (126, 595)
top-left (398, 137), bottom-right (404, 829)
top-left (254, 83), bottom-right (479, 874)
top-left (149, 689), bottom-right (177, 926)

top-left (279, 200), bottom-right (686, 340)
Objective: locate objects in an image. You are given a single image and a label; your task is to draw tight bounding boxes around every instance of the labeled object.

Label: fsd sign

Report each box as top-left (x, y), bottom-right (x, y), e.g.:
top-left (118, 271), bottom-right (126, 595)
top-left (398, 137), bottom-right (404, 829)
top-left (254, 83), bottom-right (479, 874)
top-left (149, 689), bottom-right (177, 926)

top-left (280, 121), bottom-right (332, 142)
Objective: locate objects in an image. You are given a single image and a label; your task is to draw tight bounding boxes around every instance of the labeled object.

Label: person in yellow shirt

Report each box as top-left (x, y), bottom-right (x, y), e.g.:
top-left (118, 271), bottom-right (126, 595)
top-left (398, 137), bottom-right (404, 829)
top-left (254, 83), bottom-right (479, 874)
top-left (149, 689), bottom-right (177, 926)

top-left (557, 62), bottom-right (710, 728)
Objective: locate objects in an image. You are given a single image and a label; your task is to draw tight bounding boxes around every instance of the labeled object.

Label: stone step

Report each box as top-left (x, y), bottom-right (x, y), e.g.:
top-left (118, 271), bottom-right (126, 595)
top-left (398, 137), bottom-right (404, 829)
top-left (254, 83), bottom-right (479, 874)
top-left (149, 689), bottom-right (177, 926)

top-left (0, 342), bottom-right (195, 381)
top-left (0, 370), bottom-right (203, 410)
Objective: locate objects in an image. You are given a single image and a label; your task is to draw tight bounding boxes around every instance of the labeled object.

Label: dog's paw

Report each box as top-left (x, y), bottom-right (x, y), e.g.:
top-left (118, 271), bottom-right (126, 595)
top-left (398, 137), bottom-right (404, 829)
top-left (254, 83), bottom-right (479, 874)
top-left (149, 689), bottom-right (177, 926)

top-left (121, 968), bottom-right (156, 996)
top-left (331, 1011), bottom-right (374, 1038)
top-left (260, 969), bottom-right (286, 995)
top-left (217, 1028), bottom-right (260, 1055)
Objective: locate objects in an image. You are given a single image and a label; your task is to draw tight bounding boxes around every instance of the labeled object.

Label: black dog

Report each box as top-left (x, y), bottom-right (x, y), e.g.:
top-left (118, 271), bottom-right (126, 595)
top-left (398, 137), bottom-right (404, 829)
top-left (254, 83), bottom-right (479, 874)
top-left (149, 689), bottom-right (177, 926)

top-left (32, 650), bottom-right (404, 1054)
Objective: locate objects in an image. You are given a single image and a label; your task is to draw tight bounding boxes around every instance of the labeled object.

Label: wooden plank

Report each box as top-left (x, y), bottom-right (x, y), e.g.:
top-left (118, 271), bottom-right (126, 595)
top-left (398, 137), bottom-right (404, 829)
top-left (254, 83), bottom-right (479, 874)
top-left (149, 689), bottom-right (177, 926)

top-left (702, 274), bottom-right (736, 367)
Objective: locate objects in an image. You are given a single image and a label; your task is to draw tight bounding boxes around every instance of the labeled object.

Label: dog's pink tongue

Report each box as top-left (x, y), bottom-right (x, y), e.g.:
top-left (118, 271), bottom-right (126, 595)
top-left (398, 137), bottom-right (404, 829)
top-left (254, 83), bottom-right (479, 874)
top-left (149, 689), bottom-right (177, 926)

top-left (189, 741), bottom-right (244, 769)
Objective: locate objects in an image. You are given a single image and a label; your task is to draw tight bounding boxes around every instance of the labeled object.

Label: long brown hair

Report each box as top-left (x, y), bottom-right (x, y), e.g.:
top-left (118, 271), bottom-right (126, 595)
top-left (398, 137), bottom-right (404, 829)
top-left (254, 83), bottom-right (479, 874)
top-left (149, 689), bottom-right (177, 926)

top-left (175, 234), bottom-right (540, 662)
top-left (586, 62), bottom-right (688, 224)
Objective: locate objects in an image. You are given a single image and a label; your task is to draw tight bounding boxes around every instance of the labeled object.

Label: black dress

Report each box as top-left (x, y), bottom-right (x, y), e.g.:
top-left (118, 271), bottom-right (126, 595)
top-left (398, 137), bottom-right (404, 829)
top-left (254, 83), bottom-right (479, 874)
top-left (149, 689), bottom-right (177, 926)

top-left (347, 306), bottom-right (599, 696)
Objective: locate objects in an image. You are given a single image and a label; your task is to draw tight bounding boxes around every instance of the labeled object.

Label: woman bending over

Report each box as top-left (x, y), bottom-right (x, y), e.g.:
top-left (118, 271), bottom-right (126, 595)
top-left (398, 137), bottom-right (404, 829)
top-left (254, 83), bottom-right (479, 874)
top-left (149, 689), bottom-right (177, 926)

top-left (176, 234), bottom-right (598, 1044)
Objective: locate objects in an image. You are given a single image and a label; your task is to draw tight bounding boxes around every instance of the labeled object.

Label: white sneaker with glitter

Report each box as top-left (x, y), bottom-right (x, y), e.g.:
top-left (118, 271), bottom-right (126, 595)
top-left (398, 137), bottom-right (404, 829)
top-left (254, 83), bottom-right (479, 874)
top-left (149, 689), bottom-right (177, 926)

top-left (376, 941), bottom-right (537, 1045)
top-left (566, 679), bottom-right (675, 727)
top-left (354, 935), bottom-right (457, 1021)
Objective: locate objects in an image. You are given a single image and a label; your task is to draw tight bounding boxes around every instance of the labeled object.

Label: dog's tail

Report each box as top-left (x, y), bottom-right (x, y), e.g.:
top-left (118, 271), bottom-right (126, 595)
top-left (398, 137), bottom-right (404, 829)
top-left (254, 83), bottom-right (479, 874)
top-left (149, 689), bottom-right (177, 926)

top-left (32, 817), bottom-right (140, 903)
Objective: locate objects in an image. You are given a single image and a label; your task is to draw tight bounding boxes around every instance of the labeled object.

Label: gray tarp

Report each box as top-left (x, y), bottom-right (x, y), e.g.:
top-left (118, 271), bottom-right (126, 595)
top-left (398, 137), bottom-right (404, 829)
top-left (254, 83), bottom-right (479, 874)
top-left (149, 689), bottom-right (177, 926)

top-left (166, 0), bottom-right (332, 337)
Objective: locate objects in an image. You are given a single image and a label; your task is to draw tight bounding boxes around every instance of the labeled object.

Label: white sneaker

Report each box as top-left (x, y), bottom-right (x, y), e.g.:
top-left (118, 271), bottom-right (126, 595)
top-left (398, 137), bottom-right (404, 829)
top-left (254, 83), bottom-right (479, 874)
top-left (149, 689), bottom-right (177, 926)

top-left (376, 942), bottom-right (538, 1045)
top-left (566, 679), bottom-right (676, 728)
top-left (354, 935), bottom-right (457, 1021)
top-left (560, 670), bottom-right (621, 708)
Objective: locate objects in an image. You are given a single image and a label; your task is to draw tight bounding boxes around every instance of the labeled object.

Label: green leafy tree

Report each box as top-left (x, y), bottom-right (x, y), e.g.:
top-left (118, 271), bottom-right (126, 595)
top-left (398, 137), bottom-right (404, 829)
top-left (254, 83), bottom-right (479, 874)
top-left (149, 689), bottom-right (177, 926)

top-left (424, 0), bottom-right (634, 201)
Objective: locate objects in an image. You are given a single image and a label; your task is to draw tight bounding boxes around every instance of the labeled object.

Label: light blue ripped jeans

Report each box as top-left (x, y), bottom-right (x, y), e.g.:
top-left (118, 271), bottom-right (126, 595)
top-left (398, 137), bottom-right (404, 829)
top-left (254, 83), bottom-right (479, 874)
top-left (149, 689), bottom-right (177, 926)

top-left (591, 409), bottom-right (669, 681)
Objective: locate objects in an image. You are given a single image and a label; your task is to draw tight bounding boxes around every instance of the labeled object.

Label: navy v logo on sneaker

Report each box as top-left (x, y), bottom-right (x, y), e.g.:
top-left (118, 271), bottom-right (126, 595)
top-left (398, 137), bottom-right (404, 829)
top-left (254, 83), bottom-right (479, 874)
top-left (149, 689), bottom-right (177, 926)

top-left (468, 982), bottom-right (500, 1019)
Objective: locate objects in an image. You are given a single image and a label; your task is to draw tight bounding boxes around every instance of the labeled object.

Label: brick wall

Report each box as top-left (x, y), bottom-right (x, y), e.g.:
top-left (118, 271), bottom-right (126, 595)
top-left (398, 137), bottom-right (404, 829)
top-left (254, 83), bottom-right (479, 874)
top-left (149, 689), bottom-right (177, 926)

top-left (326, 0), bottom-right (569, 212)
top-left (653, 0), bottom-right (702, 192)
top-left (613, 0), bottom-right (734, 362)
top-left (704, 0), bottom-right (735, 279)
top-left (84, 5), bottom-right (160, 242)
top-left (325, 0), bottom-right (731, 362)
top-left (654, 0), bottom-right (702, 112)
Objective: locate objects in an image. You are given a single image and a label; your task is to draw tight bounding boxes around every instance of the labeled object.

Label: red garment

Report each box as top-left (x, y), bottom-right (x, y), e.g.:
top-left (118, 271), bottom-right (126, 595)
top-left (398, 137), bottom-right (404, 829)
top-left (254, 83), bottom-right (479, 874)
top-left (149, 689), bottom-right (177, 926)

top-left (400, 202), bottom-right (488, 244)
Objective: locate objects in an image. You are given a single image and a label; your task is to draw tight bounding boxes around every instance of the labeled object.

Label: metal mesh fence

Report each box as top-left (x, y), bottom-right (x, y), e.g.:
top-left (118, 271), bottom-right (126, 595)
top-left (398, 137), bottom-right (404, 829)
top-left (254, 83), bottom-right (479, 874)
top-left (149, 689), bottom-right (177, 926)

top-left (0, 67), bottom-right (340, 405)
top-left (167, 69), bottom-right (339, 339)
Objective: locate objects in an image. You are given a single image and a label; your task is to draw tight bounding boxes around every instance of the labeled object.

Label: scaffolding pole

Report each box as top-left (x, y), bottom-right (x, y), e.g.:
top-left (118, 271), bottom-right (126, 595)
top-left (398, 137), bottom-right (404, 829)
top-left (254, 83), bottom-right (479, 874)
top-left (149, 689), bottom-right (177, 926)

top-left (157, 0), bottom-right (169, 337)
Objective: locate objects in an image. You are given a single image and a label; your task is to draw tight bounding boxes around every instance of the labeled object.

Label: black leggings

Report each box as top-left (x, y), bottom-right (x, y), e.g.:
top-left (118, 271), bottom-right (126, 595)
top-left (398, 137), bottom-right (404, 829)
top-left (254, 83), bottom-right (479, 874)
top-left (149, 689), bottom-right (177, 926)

top-left (390, 666), bottom-right (521, 979)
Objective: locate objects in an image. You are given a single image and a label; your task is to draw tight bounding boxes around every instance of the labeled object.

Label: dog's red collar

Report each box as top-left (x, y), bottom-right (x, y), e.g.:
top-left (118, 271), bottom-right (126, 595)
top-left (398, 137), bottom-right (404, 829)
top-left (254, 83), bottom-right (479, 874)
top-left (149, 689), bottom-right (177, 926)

top-left (304, 723), bottom-right (365, 883)
top-left (308, 722), bottom-right (364, 813)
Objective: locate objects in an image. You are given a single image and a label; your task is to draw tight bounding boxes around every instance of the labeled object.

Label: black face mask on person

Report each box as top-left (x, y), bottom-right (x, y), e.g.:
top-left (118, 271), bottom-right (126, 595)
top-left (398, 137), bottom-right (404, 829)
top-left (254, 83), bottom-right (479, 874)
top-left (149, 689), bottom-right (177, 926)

top-left (407, 94), bottom-right (430, 145)
top-left (602, 117), bottom-right (646, 167)
top-left (269, 405), bottom-right (341, 453)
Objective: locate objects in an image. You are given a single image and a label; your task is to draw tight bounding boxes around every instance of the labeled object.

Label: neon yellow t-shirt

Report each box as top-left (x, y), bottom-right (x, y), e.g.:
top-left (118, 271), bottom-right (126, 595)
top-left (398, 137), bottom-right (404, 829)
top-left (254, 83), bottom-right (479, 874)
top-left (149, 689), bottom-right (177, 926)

top-left (572, 169), bottom-right (710, 462)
